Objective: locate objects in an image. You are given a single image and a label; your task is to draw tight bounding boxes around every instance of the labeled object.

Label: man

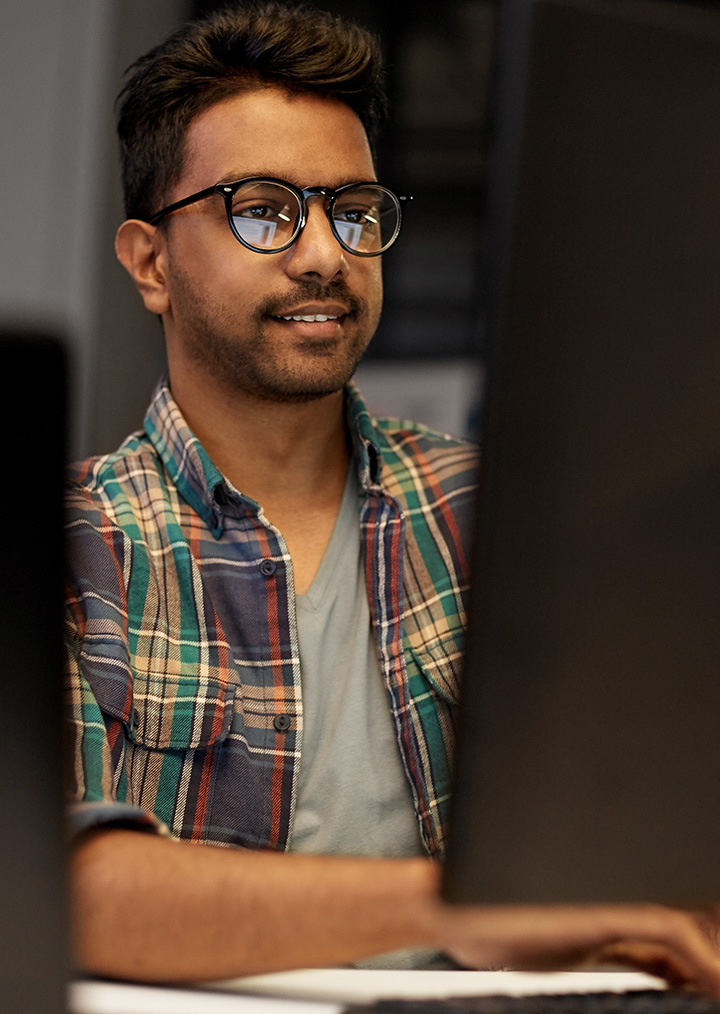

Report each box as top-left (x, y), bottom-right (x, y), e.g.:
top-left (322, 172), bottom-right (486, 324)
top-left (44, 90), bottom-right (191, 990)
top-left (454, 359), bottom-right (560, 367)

top-left (64, 0), bottom-right (720, 989)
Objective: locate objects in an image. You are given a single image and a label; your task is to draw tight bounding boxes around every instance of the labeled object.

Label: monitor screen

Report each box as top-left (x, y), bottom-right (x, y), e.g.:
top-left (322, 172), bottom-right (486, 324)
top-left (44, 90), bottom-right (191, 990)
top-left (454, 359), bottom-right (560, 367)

top-left (443, 0), bottom-right (720, 905)
top-left (0, 332), bottom-right (69, 1010)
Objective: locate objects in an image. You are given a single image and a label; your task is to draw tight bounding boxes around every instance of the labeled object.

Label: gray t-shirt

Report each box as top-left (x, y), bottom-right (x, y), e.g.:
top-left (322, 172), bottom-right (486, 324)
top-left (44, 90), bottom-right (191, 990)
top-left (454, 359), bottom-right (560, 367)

top-left (290, 468), bottom-right (452, 969)
top-left (291, 466), bottom-right (422, 859)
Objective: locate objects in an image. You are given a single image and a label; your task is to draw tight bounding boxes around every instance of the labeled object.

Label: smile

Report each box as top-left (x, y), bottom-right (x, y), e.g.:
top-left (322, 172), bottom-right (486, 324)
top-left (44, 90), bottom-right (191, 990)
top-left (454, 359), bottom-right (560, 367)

top-left (275, 314), bottom-right (341, 322)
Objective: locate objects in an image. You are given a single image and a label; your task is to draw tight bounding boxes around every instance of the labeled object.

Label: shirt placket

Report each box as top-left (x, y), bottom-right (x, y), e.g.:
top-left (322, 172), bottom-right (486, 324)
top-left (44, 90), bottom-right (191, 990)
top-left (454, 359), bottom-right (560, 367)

top-left (212, 501), bottom-right (302, 852)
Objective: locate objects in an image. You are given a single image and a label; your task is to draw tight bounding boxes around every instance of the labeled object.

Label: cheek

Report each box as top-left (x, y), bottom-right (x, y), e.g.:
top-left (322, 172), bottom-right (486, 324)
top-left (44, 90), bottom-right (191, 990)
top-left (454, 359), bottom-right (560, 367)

top-left (169, 231), bottom-right (271, 307)
top-left (364, 263), bottom-right (384, 324)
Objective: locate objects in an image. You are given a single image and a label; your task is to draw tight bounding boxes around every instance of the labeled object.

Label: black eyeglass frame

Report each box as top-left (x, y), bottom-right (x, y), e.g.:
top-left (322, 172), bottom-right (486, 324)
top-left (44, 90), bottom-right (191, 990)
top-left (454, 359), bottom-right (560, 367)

top-left (148, 176), bottom-right (412, 256)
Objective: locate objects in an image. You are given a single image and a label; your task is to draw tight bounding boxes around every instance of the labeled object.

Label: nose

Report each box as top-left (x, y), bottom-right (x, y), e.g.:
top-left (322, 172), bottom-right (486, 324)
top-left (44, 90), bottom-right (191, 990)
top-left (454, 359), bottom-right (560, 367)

top-left (283, 197), bottom-right (348, 283)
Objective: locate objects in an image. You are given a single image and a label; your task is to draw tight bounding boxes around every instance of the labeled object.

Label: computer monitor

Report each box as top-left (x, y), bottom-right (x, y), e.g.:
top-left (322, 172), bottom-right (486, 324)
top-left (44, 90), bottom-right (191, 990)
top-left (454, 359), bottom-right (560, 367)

top-left (443, 0), bottom-right (720, 905)
top-left (0, 332), bottom-right (69, 1011)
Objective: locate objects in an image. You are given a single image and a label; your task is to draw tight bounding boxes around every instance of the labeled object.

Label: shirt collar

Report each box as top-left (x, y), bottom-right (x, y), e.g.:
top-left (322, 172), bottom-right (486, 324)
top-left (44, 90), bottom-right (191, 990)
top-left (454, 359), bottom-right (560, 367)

top-left (144, 376), bottom-right (385, 538)
top-left (344, 383), bottom-right (384, 489)
top-left (143, 376), bottom-right (226, 536)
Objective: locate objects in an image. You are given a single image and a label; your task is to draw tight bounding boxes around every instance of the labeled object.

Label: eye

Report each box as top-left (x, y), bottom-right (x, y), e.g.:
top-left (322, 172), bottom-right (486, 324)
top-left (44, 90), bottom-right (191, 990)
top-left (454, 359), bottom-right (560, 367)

top-left (232, 199), bottom-right (292, 223)
top-left (229, 181), bottom-right (298, 227)
top-left (227, 183), bottom-right (300, 250)
top-left (334, 203), bottom-right (379, 229)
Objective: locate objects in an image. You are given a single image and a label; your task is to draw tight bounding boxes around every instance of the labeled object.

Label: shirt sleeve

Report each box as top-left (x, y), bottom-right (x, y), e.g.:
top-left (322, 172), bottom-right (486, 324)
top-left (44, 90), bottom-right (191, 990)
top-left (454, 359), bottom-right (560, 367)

top-left (63, 493), bottom-right (169, 841)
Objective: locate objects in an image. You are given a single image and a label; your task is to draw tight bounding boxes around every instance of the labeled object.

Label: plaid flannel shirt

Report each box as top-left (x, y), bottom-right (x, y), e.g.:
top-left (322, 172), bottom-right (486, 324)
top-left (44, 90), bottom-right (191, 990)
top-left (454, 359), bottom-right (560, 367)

top-left (64, 378), bottom-right (478, 858)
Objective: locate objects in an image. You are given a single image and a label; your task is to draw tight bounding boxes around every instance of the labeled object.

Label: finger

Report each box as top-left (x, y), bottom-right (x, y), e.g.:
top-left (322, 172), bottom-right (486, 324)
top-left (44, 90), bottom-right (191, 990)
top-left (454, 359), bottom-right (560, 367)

top-left (596, 907), bottom-right (720, 998)
top-left (439, 903), bottom-right (720, 997)
top-left (594, 942), bottom-right (702, 991)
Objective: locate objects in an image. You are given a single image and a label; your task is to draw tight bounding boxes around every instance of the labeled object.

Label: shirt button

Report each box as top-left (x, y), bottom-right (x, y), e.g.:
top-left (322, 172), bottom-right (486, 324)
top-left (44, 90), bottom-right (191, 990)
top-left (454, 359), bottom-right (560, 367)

top-left (274, 714), bottom-right (291, 732)
top-left (259, 558), bottom-right (277, 576)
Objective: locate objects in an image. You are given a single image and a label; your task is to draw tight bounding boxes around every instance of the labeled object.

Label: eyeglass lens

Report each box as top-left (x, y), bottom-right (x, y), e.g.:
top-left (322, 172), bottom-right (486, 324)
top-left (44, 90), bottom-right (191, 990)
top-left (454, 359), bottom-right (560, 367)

top-left (228, 181), bottom-right (399, 253)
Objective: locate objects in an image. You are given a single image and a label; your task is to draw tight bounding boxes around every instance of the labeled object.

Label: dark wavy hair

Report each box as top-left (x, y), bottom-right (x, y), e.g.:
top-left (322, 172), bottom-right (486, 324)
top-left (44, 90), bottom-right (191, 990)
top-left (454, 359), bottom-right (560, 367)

top-left (115, 1), bottom-right (387, 221)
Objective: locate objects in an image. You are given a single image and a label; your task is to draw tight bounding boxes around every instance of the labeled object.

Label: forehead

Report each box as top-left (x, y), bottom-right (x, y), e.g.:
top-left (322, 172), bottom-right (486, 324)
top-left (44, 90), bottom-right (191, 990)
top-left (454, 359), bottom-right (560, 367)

top-left (178, 87), bottom-right (377, 194)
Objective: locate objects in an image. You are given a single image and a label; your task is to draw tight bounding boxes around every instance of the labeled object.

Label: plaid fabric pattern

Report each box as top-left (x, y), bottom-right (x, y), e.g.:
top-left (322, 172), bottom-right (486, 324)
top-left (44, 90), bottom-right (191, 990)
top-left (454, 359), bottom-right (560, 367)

top-left (64, 378), bottom-right (479, 857)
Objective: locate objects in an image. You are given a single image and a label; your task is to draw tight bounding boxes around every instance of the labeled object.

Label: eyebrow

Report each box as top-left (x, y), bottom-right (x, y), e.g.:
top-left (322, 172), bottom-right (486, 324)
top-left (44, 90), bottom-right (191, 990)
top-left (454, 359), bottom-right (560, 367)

top-left (214, 170), bottom-right (378, 188)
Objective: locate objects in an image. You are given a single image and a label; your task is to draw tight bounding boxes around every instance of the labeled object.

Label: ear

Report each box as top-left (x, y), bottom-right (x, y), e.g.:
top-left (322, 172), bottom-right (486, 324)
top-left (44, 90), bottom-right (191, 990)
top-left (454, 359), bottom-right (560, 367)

top-left (115, 219), bottom-right (171, 316)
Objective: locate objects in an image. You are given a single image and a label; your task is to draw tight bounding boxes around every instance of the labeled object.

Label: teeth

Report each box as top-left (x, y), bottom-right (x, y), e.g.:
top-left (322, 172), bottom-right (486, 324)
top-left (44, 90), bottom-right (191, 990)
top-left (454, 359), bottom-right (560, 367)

top-left (279, 314), bottom-right (339, 322)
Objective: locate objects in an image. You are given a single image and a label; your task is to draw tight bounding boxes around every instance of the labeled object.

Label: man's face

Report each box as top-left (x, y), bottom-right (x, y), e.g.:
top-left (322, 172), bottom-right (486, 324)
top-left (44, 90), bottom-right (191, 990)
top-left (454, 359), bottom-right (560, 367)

top-left (158, 87), bottom-right (384, 403)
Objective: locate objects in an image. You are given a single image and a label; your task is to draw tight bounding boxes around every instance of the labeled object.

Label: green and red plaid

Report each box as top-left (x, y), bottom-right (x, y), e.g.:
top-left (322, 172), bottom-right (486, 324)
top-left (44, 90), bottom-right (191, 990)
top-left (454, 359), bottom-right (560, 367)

top-left (64, 379), bottom-right (478, 857)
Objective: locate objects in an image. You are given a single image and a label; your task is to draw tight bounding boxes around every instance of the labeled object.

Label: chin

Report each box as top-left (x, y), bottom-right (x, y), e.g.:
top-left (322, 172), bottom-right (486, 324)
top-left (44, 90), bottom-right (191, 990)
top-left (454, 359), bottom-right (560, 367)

top-left (249, 381), bottom-right (348, 405)
top-left (237, 357), bottom-right (363, 404)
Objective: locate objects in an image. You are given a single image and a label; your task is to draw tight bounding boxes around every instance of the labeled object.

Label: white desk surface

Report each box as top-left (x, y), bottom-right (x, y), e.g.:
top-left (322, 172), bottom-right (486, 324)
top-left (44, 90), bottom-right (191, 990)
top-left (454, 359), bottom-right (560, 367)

top-left (69, 968), bottom-right (665, 1014)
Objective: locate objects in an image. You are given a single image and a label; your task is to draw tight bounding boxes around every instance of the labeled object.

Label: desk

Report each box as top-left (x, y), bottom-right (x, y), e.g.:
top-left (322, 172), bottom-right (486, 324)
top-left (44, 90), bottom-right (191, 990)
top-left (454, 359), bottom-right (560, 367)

top-left (69, 968), bottom-right (665, 1014)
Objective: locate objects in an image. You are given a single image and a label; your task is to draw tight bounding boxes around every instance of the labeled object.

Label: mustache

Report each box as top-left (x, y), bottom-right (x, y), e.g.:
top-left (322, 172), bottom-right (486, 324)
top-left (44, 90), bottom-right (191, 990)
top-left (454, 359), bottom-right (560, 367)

top-left (256, 280), bottom-right (367, 319)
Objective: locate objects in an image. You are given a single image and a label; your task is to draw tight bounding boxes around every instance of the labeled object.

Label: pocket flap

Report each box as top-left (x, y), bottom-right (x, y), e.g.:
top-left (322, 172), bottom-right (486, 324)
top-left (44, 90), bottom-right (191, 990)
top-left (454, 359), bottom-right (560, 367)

top-left (128, 672), bottom-right (236, 751)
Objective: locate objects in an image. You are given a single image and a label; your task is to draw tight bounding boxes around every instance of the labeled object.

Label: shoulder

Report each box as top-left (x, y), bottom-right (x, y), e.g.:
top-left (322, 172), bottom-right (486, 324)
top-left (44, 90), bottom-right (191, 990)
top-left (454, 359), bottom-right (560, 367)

top-left (369, 416), bottom-right (479, 499)
top-left (63, 432), bottom-right (177, 582)
top-left (65, 431), bottom-right (167, 524)
top-left (63, 433), bottom-right (180, 619)
top-left (371, 414), bottom-right (478, 458)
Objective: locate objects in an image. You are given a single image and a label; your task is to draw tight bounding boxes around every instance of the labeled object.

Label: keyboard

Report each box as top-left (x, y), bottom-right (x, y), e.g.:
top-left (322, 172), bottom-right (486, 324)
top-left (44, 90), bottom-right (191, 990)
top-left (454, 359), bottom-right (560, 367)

top-left (344, 991), bottom-right (720, 1014)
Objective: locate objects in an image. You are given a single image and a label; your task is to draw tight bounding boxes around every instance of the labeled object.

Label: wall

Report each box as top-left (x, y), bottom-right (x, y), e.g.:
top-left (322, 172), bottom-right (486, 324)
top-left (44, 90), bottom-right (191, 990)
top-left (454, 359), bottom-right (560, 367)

top-left (0, 0), bottom-right (185, 460)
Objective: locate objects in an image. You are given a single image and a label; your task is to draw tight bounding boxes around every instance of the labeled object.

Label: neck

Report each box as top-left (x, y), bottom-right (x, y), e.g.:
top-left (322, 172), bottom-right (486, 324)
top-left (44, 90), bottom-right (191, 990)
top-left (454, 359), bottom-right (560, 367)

top-left (168, 364), bottom-right (351, 506)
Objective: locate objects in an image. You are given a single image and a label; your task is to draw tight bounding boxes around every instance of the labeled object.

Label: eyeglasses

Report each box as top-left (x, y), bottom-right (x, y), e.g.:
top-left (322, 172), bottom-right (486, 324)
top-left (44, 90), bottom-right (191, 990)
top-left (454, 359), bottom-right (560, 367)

top-left (148, 177), bottom-right (412, 256)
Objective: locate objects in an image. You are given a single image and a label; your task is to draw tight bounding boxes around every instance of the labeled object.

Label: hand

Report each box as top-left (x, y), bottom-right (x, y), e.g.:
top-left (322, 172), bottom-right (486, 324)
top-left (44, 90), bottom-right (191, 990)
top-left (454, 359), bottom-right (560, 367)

top-left (433, 902), bottom-right (720, 996)
top-left (685, 904), bottom-right (720, 953)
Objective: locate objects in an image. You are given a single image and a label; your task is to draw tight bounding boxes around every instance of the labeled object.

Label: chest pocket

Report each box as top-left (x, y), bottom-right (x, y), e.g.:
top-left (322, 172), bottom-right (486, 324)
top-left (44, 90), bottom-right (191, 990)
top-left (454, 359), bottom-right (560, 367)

top-left (406, 631), bottom-right (463, 705)
top-left (395, 632), bottom-right (462, 858)
top-left (82, 615), bottom-right (240, 837)
top-left (127, 670), bottom-right (236, 750)
top-left (123, 669), bottom-right (237, 838)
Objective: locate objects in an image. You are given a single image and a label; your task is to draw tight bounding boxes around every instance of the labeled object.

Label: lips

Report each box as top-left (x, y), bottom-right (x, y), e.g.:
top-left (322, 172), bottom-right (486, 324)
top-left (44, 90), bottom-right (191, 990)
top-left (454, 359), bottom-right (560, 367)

top-left (268, 301), bottom-right (350, 323)
top-left (276, 313), bottom-right (340, 322)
